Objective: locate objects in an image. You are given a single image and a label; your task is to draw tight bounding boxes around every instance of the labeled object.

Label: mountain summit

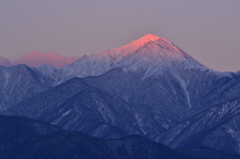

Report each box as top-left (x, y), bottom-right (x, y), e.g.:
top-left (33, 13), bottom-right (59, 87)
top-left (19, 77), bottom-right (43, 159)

top-left (117, 34), bottom-right (161, 53)
top-left (96, 34), bottom-right (191, 62)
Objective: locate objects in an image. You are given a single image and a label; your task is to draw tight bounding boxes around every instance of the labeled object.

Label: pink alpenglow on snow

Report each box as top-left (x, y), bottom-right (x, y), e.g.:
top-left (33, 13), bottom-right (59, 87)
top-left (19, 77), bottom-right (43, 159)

top-left (0, 56), bottom-right (12, 67)
top-left (16, 51), bottom-right (79, 68)
top-left (109, 34), bottom-right (161, 56)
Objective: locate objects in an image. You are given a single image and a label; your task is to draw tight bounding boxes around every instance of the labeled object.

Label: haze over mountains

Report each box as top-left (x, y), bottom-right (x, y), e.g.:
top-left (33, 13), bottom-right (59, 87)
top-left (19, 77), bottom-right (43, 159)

top-left (1, 34), bottom-right (240, 158)
top-left (0, 51), bottom-right (79, 68)
top-left (0, 56), bottom-right (12, 67)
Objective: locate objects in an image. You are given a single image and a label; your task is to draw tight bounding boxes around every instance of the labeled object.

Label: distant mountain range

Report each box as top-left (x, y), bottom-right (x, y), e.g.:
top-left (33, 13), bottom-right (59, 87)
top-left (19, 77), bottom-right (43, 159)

top-left (0, 51), bottom-right (79, 68)
top-left (0, 56), bottom-right (12, 67)
top-left (1, 34), bottom-right (240, 157)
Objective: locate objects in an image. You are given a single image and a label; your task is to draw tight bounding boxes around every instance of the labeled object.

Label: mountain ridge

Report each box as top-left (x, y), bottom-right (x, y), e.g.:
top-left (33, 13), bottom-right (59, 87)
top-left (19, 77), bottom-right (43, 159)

top-left (35, 34), bottom-right (211, 86)
top-left (2, 34), bottom-right (240, 155)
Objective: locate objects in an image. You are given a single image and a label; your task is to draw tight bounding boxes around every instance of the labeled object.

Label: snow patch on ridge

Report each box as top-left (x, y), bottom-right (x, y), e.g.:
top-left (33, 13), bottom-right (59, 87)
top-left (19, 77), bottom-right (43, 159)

top-left (3, 69), bottom-right (10, 94)
top-left (173, 73), bottom-right (192, 109)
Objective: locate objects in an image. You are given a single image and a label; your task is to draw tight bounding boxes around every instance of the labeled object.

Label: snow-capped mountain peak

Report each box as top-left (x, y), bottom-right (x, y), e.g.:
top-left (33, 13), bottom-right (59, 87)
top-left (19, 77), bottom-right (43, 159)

top-left (59, 34), bottom-right (165, 78)
top-left (37, 34), bottom-right (205, 84)
top-left (86, 34), bottom-right (163, 62)
top-left (115, 36), bottom-right (204, 74)
top-left (121, 34), bottom-right (160, 50)
top-left (79, 34), bottom-right (190, 64)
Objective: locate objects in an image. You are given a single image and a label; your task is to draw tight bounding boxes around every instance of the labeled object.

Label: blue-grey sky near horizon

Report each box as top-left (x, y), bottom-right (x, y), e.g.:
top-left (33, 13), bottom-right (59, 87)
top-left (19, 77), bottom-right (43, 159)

top-left (0, 0), bottom-right (240, 72)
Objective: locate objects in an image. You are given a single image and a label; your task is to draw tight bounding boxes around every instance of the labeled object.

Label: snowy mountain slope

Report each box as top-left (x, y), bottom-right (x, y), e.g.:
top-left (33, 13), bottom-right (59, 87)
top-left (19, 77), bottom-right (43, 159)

top-left (157, 97), bottom-right (240, 154)
top-left (4, 68), bottom-right (187, 139)
top-left (3, 73), bottom-right (177, 139)
top-left (4, 66), bottom-right (240, 143)
top-left (3, 78), bottom-right (89, 117)
top-left (33, 64), bottom-right (62, 87)
top-left (45, 88), bottom-right (141, 138)
top-left (3, 78), bottom-right (145, 139)
top-left (82, 66), bottom-right (238, 122)
top-left (0, 65), bottom-right (48, 111)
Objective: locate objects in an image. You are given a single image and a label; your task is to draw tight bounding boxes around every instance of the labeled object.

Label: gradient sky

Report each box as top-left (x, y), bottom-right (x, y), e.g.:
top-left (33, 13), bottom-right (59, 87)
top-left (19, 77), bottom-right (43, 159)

top-left (0, 0), bottom-right (240, 72)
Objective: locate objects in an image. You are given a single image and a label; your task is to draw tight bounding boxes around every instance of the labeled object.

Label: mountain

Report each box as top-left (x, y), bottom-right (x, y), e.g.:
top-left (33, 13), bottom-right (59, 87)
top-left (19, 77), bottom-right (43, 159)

top-left (0, 115), bottom-right (190, 159)
top-left (3, 77), bottom-right (143, 138)
top-left (16, 51), bottom-right (78, 68)
top-left (0, 64), bottom-right (48, 111)
top-left (157, 96), bottom-right (240, 154)
top-left (35, 34), bottom-right (207, 85)
top-left (0, 56), bottom-right (12, 67)
top-left (2, 34), bottom-right (240, 155)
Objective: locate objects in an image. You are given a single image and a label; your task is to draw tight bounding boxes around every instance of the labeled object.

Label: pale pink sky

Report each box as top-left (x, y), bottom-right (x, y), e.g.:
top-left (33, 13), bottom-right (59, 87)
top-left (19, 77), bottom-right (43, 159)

top-left (0, 0), bottom-right (240, 71)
